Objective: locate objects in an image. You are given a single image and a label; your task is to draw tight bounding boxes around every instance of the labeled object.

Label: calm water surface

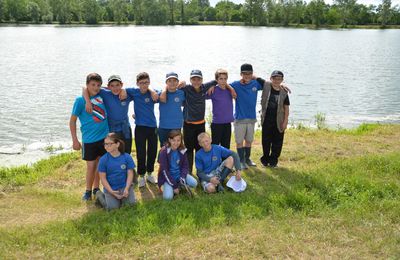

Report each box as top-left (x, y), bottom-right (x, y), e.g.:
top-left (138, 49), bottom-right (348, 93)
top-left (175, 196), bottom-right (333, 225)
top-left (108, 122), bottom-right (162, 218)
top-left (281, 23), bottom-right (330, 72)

top-left (1, 25), bottom-right (399, 166)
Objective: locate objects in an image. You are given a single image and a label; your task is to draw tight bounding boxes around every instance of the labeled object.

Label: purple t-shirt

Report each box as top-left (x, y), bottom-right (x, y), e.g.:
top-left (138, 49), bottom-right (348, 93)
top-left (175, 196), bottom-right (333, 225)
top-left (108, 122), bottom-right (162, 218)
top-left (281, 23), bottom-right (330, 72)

top-left (207, 85), bottom-right (234, 124)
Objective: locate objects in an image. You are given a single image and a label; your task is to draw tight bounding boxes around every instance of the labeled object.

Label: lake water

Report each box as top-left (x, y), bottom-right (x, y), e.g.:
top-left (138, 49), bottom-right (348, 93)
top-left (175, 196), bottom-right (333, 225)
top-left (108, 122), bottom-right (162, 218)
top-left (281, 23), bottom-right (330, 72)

top-left (1, 25), bottom-right (399, 166)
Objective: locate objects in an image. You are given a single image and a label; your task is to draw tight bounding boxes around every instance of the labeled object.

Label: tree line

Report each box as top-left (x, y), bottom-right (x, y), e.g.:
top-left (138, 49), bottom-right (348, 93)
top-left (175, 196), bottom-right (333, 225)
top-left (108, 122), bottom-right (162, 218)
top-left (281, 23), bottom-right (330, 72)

top-left (0, 0), bottom-right (399, 27)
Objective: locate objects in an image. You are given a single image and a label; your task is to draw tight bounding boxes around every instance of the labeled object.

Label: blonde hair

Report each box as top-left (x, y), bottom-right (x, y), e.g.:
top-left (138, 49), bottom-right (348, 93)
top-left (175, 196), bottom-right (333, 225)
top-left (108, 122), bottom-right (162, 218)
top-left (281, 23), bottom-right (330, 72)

top-left (197, 132), bottom-right (210, 143)
top-left (215, 69), bottom-right (228, 80)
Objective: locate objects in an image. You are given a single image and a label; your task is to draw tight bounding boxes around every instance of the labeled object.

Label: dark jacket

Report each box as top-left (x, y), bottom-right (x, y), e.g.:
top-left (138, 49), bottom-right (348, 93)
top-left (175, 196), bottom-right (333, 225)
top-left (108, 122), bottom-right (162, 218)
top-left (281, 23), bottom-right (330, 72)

top-left (157, 146), bottom-right (189, 189)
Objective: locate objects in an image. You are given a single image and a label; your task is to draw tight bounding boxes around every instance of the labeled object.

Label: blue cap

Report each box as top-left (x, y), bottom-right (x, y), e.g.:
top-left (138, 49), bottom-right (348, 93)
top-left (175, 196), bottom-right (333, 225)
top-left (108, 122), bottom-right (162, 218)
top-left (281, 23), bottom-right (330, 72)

top-left (166, 72), bottom-right (179, 82)
top-left (271, 70), bottom-right (284, 77)
top-left (190, 69), bottom-right (203, 79)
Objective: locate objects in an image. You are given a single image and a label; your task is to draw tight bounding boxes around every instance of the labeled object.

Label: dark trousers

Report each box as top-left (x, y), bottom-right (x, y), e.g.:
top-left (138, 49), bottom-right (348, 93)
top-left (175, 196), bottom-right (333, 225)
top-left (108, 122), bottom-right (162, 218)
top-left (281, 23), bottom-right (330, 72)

top-left (134, 126), bottom-right (158, 176)
top-left (261, 120), bottom-right (284, 166)
top-left (115, 129), bottom-right (132, 154)
top-left (211, 123), bottom-right (231, 149)
top-left (183, 122), bottom-right (205, 174)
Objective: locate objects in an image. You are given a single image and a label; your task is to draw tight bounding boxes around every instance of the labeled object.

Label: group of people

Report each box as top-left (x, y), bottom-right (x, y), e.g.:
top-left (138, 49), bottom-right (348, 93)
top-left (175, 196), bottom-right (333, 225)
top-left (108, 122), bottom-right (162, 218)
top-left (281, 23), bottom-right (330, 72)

top-left (69, 63), bottom-right (290, 210)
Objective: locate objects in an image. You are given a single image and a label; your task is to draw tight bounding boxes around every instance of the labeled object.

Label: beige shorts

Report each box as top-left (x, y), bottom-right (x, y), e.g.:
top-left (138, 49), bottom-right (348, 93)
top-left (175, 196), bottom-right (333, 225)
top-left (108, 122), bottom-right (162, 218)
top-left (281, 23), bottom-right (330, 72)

top-left (234, 121), bottom-right (255, 144)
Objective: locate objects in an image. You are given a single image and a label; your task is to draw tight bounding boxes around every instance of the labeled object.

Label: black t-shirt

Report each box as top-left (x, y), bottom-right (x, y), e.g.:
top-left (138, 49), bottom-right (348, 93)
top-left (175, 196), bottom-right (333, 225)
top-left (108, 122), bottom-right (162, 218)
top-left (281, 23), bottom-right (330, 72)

top-left (265, 87), bottom-right (290, 123)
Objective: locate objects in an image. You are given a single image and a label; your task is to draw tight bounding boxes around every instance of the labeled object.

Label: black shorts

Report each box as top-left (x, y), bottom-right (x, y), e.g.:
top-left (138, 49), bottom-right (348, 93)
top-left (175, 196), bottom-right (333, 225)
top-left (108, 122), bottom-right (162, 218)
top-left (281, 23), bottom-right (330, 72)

top-left (82, 140), bottom-right (106, 161)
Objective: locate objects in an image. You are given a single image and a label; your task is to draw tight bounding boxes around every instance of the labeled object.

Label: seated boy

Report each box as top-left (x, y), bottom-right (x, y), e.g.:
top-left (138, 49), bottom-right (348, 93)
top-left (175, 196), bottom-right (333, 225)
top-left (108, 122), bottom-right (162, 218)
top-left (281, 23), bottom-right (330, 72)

top-left (195, 132), bottom-right (242, 193)
top-left (70, 73), bottom-right (109, 201)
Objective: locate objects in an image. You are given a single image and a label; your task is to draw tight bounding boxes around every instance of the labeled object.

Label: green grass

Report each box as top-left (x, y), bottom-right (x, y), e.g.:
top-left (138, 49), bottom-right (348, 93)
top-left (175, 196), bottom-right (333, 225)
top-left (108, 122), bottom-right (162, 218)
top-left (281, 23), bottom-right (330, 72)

top-left (1, 124), bottom-right (400, 258)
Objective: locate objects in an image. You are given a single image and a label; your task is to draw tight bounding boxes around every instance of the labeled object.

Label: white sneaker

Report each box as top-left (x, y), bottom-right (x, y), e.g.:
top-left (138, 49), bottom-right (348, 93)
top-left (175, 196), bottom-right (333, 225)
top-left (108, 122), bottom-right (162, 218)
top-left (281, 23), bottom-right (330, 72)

top-left (146, 174), bottom-right (157, 184)
top-left (138, 176), bottom-right (146, 188)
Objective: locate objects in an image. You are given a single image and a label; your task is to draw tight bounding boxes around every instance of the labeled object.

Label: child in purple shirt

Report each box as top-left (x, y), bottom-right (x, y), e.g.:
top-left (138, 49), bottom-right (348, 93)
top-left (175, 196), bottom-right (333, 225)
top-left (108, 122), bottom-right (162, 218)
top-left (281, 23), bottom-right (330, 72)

top-left (207, 69), bottom-right (234, 149)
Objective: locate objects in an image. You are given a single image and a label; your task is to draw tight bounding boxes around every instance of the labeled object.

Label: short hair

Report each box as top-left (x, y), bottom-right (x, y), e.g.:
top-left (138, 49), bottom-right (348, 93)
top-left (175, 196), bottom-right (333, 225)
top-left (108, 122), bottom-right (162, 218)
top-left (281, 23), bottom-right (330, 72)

top-left (86, 73), bottom-right (102, 85)
top-left (167, 130), bottom-right (185, 150)
top-left (136, 72), bottom-right (150, 82)
top-left (215, 69), bottom-right (228, 80)
top-left (197, 132), bottom-right (210, 143)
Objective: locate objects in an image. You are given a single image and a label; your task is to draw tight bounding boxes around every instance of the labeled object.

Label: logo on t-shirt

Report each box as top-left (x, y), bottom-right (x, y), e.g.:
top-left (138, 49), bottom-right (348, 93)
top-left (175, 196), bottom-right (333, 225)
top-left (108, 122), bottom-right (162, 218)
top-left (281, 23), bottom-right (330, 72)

top-left (121, 164), bottom-right (126, 170)
top-left (145, 98), bottom-right (150, 103)
top-left (212, 156), bottom-right (217, 161)
top-left (252, 87), bottom-right (257, 92)
top-left (174, 97), bottom-right (180, 102)
top-left (121, 101), bottom-right (127, 106)
top-left (176, 159), bottom-right (180, 164)
top-left (91, 97), bottom-right (106, 123)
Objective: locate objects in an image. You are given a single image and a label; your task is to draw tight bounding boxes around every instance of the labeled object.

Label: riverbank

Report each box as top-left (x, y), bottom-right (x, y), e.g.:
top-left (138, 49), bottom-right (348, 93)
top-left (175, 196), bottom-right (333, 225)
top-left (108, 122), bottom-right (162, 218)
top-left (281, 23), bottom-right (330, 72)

top-left (1, 21), bottom-right (400, 29)
top-left (1, 123), bottom-right (400, 258)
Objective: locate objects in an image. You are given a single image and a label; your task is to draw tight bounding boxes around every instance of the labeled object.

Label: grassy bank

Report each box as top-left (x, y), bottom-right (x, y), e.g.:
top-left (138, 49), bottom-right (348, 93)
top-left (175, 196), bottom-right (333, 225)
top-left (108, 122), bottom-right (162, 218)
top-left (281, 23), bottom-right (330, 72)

top-left (1, 124), bottom-right (400, 258)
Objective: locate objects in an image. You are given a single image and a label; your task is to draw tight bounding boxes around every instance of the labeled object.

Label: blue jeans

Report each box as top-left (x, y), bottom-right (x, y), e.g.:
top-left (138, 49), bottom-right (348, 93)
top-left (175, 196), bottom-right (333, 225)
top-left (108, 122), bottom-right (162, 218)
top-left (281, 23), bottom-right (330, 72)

top-left (163, 175), bottom-right (197, 200)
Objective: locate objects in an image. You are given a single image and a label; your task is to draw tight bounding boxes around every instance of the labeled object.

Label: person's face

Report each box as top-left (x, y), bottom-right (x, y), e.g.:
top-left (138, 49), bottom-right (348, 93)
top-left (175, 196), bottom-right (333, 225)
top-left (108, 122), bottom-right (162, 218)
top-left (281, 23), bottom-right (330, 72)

top-left (199, 136), bottom-right (212, 151)
top-left (217, 74), bottom-right (228, 87)
top-left (87, 80), bottom-right (101, 96)
top-left (108, 80), bottom-right (123, 95)
top-left (190, 77), bottom-right (203, 88)
top-left (137, 78), bottom-right (150, 93)
top-left (169, 135), bottom-right (182, 150)
top-left (103, 137), bottom-right (119, 153)
top-left (270, 76), bottom-right (283, 87)
top-left (166, 78), bottom-right (178, 91)
top-left (240, 72), bottom-right (253, 84)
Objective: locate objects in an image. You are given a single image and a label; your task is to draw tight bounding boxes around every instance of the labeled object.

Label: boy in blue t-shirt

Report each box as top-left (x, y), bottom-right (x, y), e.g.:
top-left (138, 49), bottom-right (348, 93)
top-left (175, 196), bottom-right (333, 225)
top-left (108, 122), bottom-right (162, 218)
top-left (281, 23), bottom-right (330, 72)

top-left (126, 72), bottom-right (159, 188)
top-left (195, 132), bottom-right (242, 193)
top-left (70, 73), bottom-right (109, 201)
top-left (230, 63), bottom-right (263, 169)
top-left (158, 72), bottom-right (185, 146)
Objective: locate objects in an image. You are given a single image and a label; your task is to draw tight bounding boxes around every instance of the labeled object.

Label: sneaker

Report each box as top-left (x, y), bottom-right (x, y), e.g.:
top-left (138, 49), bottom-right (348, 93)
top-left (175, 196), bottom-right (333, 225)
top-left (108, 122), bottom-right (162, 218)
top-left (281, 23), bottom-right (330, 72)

top-left (138, 176), bottom-right (146, 188)
top-left (241, 162), bottom-right (248, 170)
top-left (260, 157), bottom-right (268, 167)
top-left (246, 158), bottom-right (257, 167)
top-left (82, 190), bottom-right (92, 201)
top-left (92, 187), bottom-right (100, 195)
top-left (146, 174), bottom-right (157, 184)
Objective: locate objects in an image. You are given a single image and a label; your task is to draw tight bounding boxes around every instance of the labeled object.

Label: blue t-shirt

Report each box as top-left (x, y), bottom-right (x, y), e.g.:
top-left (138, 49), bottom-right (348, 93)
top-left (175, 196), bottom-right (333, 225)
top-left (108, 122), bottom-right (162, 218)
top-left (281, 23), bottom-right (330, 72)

top-left (230, 80), bottom-right (263, 120)
top-left (195, 144), bottom-right (232, 174)
top-left (169, 150), bottom-right (181, 182)
top-left (126, 88), bottom-right (158, 127)
top-left (159, 90), bottom-right (185, 129)
top-left (99, 88), bottom-right (132, 132)
top-left (71, 95), bottom-right (109, 143)
top-left (98, 152), bottom-right (136, 191)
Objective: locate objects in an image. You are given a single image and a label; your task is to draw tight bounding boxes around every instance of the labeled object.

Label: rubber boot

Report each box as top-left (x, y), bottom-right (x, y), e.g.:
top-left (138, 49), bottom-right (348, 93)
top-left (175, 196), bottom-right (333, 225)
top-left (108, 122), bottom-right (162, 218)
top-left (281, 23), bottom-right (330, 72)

top-left (245, 147), bottom-right (257, 167)
top-left (237, 147), bottom-right (248, 169)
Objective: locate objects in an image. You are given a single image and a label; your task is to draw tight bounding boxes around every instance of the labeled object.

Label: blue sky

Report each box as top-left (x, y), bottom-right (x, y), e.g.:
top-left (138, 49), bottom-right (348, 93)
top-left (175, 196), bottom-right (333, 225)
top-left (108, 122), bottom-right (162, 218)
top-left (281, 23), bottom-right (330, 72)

top-left (208, 0), bottom-right (400, 7)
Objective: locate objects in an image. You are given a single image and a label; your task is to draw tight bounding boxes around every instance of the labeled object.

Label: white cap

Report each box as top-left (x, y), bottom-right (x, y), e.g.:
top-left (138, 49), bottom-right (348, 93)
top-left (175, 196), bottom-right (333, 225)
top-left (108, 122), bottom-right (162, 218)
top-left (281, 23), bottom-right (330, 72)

top-left (226, 176), bottom-right (247, 192)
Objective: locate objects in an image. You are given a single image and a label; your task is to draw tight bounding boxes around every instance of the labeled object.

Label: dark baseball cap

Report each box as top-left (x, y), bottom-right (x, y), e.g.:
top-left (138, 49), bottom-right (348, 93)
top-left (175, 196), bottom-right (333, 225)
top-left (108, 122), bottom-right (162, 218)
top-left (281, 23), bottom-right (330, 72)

top-left (240, 63), bottom-right (253, 73)
top-left (108, 75), bottom-right (122, 84)
top-left (271, 70), bottom-right (284, 77)
top-left (166, 72), bottom-right (179, 82)
top-left (190, 69), bottom-right (203, 79)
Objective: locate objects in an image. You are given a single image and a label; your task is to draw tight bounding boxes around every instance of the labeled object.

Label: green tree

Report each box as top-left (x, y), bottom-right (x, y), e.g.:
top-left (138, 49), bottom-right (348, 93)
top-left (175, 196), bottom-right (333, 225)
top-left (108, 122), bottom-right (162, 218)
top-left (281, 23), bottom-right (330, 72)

top-left (215, 0), bottom-right (235, 23)
top-left (243, 0), bottom-right (266, 25)
top-left (292, 0), bottom-right (306, 25)
top-left (167, 0), bottom-right (175, 24)
top-left (5, 0), bottom-right (27, 22)
top-left (379, 0), bottom-right (391, 27)
top-left (204, 6), bottom-right (216, 20)
top-left (27, 1), bottom-right (41, 23)
top-left (142, 0), bottom-right (168, 25)
top-left (133, 0), bottom-right (144, 24)
top-left (325, 6), bottom-right (340, 24)
top-left (82, 0), bottom-right (103, 24)
top-left (334, 0), bottom-right (357, 26)
top-left (110, 0), bottom-right (128, 24)
top-left (307, 0), bottom-right (325, 27)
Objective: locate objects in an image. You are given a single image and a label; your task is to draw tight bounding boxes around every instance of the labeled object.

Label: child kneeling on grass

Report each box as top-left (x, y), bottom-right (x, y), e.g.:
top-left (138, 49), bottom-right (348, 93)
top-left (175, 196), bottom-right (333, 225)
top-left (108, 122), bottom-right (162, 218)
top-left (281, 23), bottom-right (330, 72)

top-left (195, 132), bottom-right (242, 193)
top-left (157, 130), bottom-right (198, 200)
top-left (95, 133), bottom-right (136, 210)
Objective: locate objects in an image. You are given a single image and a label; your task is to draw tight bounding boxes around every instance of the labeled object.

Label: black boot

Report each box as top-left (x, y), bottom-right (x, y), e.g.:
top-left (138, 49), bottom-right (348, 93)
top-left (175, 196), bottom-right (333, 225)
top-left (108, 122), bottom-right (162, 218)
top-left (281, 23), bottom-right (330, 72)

top-left (216, 166), bottom-right (232, 192)
top-left (237, 147), bottom-right (248, 169)
top-left (245, 147), bottom-right (257, 167)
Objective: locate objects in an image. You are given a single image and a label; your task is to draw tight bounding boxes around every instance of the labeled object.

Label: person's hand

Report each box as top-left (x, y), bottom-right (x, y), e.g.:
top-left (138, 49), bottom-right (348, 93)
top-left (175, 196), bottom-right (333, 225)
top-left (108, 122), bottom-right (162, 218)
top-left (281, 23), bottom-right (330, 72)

top-left (281, 120), bottom-right (288, 131)
top-left (119, 89), bottom-right (127, 100)
top-left (229, 86), bottom-right (237, 99)
top-left (207, 86), bottom-right (215, 96)
top-left (123, 188), bottom-right (129, 198)
top-left (210, 176), bottom-right (220, 185)
top-left (235, 171), bottom-right (242, 181)
top-left (85, 102), bottom-right (93, 114)
top-left (72, 140), bottom-right (82, 151)
top-left (173, 188), bottom-right (180, 195)
top-left (111, 190), bottom-right (122, 199)
top-left (150, 91), bottom-right (159, 101)
top-left (177, 81), bottom-right (186, 89)
top-left (280, 83), bottom-right (291, 94)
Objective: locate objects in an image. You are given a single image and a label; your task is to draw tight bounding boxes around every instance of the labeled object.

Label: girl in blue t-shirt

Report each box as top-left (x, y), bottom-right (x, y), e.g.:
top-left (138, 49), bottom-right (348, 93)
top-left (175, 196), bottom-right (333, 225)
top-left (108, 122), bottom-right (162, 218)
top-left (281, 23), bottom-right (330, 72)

top-left (95, 133), bottom-right (136, 210)
top-left (157, 130), bottom-right (198, 200)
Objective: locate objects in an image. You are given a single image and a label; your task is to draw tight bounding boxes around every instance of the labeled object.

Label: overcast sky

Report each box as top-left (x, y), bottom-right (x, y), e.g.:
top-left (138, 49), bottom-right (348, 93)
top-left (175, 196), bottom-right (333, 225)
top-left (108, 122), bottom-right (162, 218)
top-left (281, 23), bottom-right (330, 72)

top-left (208, 0), bottom-right (400, 7)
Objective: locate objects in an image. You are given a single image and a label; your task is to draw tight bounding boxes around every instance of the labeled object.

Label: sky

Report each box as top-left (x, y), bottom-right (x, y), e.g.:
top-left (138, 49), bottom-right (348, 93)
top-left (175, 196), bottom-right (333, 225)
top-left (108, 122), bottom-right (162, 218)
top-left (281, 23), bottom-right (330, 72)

top-left (208, 0), bottom-right (400, 7)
